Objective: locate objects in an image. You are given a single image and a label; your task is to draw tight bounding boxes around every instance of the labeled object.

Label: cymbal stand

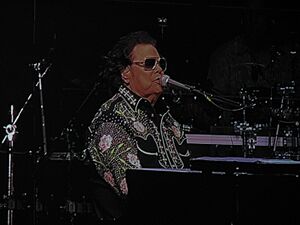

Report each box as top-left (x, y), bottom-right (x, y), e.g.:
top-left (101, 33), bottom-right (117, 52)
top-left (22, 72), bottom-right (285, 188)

top-left (31, 61), bottom-right (52, 225)
top-left (236, 88), bottom-right (256, 157)
top-left (272, 82), bottom-right (296, 157)
top-left (273, 88), bottom-right (287, 157)
top-left (157, 17), bottom-right (167, 40)
top-left (34, 61), bottom-right (50, 158)
top-left (268, 87), bottom-right (273, 149)
top-left (273, 109), bottom-right (283, 156)
top-left (241, 89), bottom-right (248, 157)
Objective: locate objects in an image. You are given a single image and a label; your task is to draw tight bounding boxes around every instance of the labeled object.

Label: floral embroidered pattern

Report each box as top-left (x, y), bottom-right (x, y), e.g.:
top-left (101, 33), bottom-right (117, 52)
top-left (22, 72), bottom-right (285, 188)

top-left (133, 121), bottom-right (145, 133)
top-left (127, 153), bottom-right (141, 167)
top-left (98, 134), bottom-right (113, 152)
top-left (171, 125), bottom-right (181, 138)
top-left (120, 178), bottom-right (128, 195)
top-left (103, 171), bottom-right (115, 187)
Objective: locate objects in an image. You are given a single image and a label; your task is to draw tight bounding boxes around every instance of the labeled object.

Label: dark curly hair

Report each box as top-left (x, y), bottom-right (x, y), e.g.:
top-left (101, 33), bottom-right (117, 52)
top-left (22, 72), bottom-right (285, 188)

top-left (100, 31), bottom-right (157, 93)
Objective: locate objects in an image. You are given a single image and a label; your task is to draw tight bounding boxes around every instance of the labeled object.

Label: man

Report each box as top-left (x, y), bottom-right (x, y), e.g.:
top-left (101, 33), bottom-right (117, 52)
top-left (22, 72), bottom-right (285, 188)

top-left (86, 31), bottom-right (190, 222)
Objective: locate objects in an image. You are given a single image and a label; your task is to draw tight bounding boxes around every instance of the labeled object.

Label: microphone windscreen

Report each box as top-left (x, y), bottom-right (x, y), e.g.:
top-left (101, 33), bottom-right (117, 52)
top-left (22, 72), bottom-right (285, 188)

top-left (161, 74), bottom-right (170, 87)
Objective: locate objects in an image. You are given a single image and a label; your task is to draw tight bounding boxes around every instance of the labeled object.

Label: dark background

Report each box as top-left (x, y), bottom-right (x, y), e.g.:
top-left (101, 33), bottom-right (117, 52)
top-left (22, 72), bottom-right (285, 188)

top-left (2, 0), bottom-right (300, 146)
top-left (1, 1), bottom-right (300, 224)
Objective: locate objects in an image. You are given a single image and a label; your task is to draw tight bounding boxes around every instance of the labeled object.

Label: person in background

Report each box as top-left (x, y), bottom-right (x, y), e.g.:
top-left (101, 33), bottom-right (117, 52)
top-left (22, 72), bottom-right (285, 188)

top-left (85, 30), bottom-right (191, 224)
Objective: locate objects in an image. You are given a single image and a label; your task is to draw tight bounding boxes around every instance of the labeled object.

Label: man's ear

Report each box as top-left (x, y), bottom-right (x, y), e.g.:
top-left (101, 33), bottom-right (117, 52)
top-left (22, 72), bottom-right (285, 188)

top-left (121, 66), bottom-right (131, 84)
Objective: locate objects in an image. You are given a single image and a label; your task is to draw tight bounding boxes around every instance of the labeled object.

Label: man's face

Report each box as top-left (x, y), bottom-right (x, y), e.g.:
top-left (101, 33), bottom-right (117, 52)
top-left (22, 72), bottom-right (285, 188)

top-left (123, 44), bottom-right (165, 105)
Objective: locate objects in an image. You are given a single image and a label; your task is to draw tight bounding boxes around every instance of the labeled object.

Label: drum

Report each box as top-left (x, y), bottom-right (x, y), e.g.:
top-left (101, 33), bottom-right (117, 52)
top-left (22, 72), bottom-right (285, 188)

top-left (35, 153), bottom-right (96, 225)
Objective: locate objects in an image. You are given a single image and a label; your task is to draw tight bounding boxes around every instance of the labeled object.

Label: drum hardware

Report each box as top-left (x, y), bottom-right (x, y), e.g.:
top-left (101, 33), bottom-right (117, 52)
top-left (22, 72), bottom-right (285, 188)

top-left (60, 197), bottom-right (93, 215)
top-left (181, 124), bottom-right (193, 132)
top-left (0, 202), bottom-right (6, 210)
top-left (33, 198), bottom-right (44, 213)
top-left (233, 121), bottom-right (258, 156)
top-left (54, 77), bottom-right (101, 158)
top-left (183, 83), bottom-right (258, 156)
top-left (1, 193), bottom-right (33, 211)
top-left (30, 195), bottom-right (94, 225)
top-left (274, 124), bottom-right (300, 160)
top-left (272, 82), bottom-right (296, 156)
top-left (283, 126), bottom-right (295, 145)
top-left (190, 80), bottom-right (298, 160)
top-left (28, 197), bottom-right (95, 225)
top-left (47, 151), bottom-right (87, 162)
top-left (6, 196), bottom-right (24, 211)
top-left (231, 87), bottom-right (271, 157)
top-left (35, 151), bottom-right (92, 224)
top-left (276, 81), bottom-right (295, 96)
top-left (157, 17), bottom-right (167, 40)
top-left (233, 88), bottom-right (260, 157)
top-left (48, 120), bottom-right (88, 163)
top-left (241, 88), bottom-right (249, 157)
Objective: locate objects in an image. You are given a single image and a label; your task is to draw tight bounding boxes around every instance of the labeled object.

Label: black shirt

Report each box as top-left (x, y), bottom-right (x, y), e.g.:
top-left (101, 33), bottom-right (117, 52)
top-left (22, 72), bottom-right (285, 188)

top-left (87, 85), bottom-right (190, 196)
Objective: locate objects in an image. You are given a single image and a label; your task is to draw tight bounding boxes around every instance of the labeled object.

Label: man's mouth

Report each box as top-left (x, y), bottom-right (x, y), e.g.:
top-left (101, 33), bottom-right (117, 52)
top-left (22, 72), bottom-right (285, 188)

top-left (154, 76), bottom-right (161, 84)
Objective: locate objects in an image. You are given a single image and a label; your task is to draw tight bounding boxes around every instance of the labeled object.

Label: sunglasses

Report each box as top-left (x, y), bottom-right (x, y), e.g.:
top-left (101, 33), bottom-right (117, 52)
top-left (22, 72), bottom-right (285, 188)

top-left (132, 57), bottom-right (167, 72)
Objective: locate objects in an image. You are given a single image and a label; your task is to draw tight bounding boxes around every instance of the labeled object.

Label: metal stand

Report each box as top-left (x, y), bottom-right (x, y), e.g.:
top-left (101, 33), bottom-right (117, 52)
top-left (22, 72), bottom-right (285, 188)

top-left (157, 17), bottom-right (167, 40)
top-left (241, 89), bottom-right (248, 157)
top-left (272, 83), bottom-right (295, 158)
top-left (1, 61), bottom-right (51, 225)
top-left (30, 61), bottom-right (52, 225)
top-left (268, 87), bottom-right (274, 149)
top-left (165, 78), bottom-right (256, 157)
top-left (233, 88), bottom-right (257, 157)
top-left (2, 105), bottom-right (16, 225)
top-left (34, 61), bottom-right (49, 158)
top-left (272, 91), bottom-right (284, 155)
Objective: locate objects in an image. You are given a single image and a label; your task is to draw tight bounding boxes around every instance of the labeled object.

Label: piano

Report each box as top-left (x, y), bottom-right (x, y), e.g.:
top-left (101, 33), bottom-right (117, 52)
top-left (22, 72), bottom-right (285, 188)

top-left (126, 157), bottom-right (300, 225)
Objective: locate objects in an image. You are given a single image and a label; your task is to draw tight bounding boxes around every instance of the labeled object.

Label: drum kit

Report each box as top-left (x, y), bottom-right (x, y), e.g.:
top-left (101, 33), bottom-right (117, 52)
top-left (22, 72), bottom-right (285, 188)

top-left (232, 80), bottom-right (300, 159)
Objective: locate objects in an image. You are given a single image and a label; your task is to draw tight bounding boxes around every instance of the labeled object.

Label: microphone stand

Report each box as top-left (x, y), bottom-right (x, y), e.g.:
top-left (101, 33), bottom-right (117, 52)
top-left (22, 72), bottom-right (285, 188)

top-left (2, 105), bottom-right (16, 225)
top-left (1, 61), bottom-right (51, 225)
top-left (162, 75), bottom-right (244, 110)
top-left (183, 85), bottom-right (247, 112)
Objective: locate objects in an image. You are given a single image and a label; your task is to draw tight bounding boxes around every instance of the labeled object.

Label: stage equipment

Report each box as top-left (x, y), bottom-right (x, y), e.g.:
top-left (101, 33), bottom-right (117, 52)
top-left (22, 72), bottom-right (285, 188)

top-left (163, 75), bottom-right (299, 158)
top-left (126, 160), bottom-right (300, 225)
top-left (272, 81), bottom-right (299, 158)
top-left (186, 133), bottom-right (298, 148)
top-left (162, 74), bottom-right (258, 156)
top-left (35, 151), bottom-right (95, 225)
top-left (1, 61), bottom-right (52, 225)
top-left (2, 105), bottom-right (16, 225)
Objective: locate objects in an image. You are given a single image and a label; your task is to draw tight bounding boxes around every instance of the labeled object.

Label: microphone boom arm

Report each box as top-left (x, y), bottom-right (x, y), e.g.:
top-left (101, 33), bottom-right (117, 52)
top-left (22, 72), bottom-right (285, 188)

top-left (162, 74), bottom-right (248, 112)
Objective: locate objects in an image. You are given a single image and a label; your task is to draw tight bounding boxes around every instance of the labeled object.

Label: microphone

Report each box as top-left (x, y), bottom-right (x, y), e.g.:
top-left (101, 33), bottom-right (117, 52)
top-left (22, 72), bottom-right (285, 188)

top-left (161, 74), bottom-right (195, 91)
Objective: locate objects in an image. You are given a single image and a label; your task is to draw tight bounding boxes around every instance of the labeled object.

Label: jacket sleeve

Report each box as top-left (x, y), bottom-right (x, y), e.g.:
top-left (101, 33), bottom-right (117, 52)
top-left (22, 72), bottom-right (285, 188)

top-left (87, 121), bottom-right (141, 196)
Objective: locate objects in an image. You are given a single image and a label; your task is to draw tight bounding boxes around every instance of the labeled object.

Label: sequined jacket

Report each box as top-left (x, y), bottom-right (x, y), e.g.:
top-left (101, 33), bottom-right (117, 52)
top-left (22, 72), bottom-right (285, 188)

top-left (87, 85), bottom-right (190, 196)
